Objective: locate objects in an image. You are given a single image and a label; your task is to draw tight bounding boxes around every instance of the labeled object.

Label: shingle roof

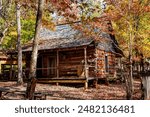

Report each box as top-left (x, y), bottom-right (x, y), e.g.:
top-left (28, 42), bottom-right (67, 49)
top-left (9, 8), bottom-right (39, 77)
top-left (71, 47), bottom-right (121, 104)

top-left (23, 38), bottom-right (93, 51)
top-left (22, 24), bottom-right (122, 55)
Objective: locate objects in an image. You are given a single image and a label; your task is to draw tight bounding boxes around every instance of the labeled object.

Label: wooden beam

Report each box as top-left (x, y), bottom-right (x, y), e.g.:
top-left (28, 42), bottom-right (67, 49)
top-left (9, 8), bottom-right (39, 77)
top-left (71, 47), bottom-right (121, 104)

top-left (84, 47), bottom-right (88, 89)
top-left (95, 49), bottom-right (98, 73)
top-left (58, 46), bottom-right (88, 52)
top-left (94, 48), bottom-right (98, 88)
top-left (37, 79), bottom-right (86, 83)
top-left (57, 50), bottom-right (59, 78)
top-left (84, 81), bottom-right (88, 89)
top-left (9, 54), bottom-right (13, 80)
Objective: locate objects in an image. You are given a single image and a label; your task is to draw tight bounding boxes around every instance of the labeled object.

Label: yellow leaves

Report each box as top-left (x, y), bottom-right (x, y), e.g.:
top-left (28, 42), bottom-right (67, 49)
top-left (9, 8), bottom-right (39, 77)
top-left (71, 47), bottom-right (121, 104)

top-left (133, 36), bottom-right (150, 57)
top-left (105, 5), bottom-right (114, 12)
top-left (90, 10), bottom-right (101, 19)
top-left (106, 0), bottom-right (150, 58)
top-left (105, 5), bottom-right (123, 21)
top-left (42, 11), bottom-right (56, 30)
top-left (9, 31), bottom-right (17, 36)
top-left (141, 43), bottom-right (150, 57)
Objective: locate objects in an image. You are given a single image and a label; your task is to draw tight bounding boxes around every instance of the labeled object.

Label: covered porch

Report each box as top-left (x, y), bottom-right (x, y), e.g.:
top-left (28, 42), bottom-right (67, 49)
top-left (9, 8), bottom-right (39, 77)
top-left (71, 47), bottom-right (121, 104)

top-left (24, 45), bottom-right (98, 89)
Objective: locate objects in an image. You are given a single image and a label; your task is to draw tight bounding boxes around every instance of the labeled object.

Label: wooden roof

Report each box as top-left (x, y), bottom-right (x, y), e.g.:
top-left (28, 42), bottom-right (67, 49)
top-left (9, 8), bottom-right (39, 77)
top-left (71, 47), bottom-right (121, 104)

top-left (22, 24), bottom-right (123, 55)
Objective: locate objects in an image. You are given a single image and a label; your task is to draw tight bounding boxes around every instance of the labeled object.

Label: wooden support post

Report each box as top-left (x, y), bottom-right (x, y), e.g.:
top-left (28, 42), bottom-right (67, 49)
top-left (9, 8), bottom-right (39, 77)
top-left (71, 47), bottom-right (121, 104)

top-left (84, 47), bottom-right (88, 89)
top-left (9, 54), bottom-right (13, 80)
top-left (57, 50), bottom-right (59, 78)
top-left (94, 49), bottom-right (98, 88)
top-left (84, 81), bottom-right (88, 90)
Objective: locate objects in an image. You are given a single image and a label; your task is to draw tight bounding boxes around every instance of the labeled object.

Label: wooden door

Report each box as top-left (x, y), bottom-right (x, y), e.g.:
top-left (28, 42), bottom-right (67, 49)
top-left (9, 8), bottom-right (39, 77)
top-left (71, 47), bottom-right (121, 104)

top-left (42, 56), bottom-right (48, 77)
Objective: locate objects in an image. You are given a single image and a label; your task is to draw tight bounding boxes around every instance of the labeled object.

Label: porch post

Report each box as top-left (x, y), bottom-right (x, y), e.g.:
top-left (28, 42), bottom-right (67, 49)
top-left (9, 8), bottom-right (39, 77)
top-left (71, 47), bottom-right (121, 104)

top-left (94, 48), bottom-right (98, 88)
top-left (9, 54), bottom-right (13, 80)
top-left (56, 50), bottom-right (59, 78)
top-left (84, 47), bottom-right (88, 89)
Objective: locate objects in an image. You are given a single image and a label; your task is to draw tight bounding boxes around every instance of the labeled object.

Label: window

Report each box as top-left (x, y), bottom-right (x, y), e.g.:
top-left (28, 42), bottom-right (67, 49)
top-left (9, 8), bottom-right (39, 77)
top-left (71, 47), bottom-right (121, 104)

top-left (105, 55), bottom-right (109, 72)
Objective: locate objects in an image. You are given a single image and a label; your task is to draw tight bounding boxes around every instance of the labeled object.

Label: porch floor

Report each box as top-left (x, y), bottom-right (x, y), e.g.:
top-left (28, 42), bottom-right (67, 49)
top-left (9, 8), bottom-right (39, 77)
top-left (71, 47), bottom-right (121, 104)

top-left (37, 77), bottom-right (97, 89)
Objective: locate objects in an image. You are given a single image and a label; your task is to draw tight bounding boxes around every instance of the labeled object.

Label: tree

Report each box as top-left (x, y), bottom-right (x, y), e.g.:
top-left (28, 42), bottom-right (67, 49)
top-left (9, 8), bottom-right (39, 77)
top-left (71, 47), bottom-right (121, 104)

top-left (104, 0), bottom-right (150, 99)
top-left (26, 0), bottom-right (44, 100)
top-left (105, 0), bottom-right (150, 57)
top-left (0, 0), bottom-right (12, 46)
top-left (16, 1), bottom-right (23, 85)
top-left (1, 0), bottom-right (36, 49)
top-left (1, 0), bottom-right (36, 84)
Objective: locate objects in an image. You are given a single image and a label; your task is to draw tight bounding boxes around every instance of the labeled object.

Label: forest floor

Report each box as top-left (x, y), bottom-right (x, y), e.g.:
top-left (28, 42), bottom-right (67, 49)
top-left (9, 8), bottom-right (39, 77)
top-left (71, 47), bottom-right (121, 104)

top-left (0, 78), bottom-right (142, 100)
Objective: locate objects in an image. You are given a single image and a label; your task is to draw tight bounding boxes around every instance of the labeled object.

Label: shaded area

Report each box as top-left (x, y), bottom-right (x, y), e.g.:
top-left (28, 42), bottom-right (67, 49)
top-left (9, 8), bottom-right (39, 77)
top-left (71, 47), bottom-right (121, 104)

top-left (0, 79), bottom-right (142, 100)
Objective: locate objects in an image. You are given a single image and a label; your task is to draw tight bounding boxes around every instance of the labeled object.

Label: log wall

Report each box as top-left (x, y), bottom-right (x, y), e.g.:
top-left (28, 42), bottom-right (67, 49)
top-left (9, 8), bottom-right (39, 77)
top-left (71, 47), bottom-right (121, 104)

top-left (24, 45), bottom-right (96, 79)
top-left (96, 49), bottom-right (117, 78)
top-left (24, 45), bottom-right (118, 80)
top-left (59, 46), bottom-right (95, 77)
top-left (96, 49), bottom-right (105, 78)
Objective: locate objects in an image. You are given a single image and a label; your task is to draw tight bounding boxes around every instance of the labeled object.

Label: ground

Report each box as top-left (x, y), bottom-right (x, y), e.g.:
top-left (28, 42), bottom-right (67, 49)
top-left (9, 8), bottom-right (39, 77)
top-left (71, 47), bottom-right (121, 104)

top-left (0, 79), bottom-right (142, 100)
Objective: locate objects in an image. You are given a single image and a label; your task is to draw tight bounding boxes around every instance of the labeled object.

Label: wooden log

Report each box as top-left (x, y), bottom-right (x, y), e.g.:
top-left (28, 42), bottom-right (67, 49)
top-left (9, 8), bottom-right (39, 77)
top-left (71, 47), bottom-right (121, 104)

top-left (63, 56), bottom-right (84, 60)
top-left (58, 46), bottom-right (87, 52)
top-left (37, 79), bottom-right (86, 83)
top-left (57, 50), bottom-right (59, 78)
top-left (84, 81), bottom-right (88, 89)
top-left (59, 65), bottom-right (78, 69)
top-left (59, 60), bottom-right (82, 65)
top-left (84, 47), bottom-right (89, 89)
top-left (9, 55), bottom-right (13, 80)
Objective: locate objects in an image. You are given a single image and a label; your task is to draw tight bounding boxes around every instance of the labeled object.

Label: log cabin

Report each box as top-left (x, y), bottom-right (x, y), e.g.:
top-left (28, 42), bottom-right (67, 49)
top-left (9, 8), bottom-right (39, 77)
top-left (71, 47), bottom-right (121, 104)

top-left (21, 24), bottom-right (123, 88)
top-left (0, 50), bottom-right (7, 75)
top-left (0, 50), bottom-right (17, 80)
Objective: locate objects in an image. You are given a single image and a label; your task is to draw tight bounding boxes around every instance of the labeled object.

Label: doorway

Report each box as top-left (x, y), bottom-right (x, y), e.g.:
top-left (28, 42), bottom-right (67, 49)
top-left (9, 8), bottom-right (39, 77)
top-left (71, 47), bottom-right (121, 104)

top-left (48, 56), bottom-right (56, 77)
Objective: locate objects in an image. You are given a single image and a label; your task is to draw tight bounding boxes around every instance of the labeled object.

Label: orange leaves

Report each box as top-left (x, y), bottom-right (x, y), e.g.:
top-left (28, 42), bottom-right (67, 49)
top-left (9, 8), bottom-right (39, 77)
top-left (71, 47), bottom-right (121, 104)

top-left (106, 10), bottom-right (123, 21)
top-left (42, 11), bottom-right (56, 30)
top-left (50, 0), bottom-right (79, 22)
top-left (105, 0), bottom-right (150, 58)
top-left (144, 6), bottom-right (150, 12)
top-left (51, 0), bottom-right (71, 9)
top-left (42, 18), bottom-right (56, 30)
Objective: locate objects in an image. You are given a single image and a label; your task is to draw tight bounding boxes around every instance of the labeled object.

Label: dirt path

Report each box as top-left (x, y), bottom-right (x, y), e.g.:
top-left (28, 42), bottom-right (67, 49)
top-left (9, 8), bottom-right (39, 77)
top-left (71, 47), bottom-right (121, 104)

top-left (0, 79), bottom-right (142, 100)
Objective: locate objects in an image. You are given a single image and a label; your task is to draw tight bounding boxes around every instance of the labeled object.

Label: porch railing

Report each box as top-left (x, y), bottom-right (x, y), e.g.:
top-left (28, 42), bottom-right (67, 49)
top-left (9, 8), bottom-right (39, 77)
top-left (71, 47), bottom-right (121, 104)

top-left (0, 64), bottom-right (96, 80)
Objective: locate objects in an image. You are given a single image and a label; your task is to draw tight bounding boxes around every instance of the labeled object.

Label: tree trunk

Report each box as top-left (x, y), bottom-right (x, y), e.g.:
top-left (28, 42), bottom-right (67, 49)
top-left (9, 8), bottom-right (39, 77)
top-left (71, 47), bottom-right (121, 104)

top-left (121, 64), bottom-right (132, 100)
top-left (0, 28), bottom-right (8, 45)
top-left (125, 70), bottom-right (133, 100)
top-left (16, 2), bottom-right (23, 85)
top-left (0, 0), bottom-right (2, 11)
top-left (26, 0), bottom-right (44, 100)
top-left (128, 30), bottom-right (134, 98)
top-left (126, 0), bottom-right (134, 99)
top-left (0, 0), bottom-right (8, 45)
